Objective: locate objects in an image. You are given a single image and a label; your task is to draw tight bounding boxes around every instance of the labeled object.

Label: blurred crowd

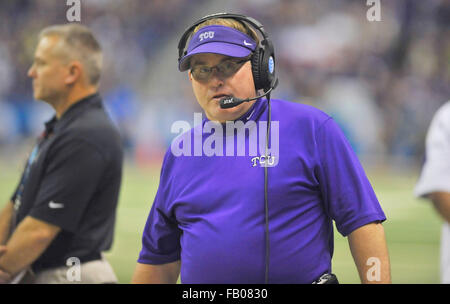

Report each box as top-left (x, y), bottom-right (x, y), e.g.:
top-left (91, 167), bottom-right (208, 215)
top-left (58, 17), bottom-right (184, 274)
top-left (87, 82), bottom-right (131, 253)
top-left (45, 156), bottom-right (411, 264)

top-left (0, 0), bottom-right (206, 159)
top-left (0, 0), bottom-right (449, 167)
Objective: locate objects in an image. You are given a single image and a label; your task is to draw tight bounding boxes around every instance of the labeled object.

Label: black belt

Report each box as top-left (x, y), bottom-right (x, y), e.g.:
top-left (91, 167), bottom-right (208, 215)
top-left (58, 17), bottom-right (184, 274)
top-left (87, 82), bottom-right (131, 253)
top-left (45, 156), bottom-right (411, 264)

top-left (32, 252), bottom-right (102, 273)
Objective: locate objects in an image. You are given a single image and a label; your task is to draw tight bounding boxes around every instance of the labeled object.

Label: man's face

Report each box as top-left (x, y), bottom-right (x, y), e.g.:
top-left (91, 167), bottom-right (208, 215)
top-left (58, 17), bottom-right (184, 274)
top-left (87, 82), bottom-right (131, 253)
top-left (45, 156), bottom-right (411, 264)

top-left (28, 36), bottom-right (70, 103)
top-left (189, 53), bottom-right (257, 123)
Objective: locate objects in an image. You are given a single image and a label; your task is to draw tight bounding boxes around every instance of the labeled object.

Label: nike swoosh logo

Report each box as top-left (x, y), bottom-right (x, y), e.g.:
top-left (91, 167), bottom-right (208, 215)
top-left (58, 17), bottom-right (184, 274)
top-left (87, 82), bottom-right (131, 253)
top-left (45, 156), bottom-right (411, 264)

top-left (246, 109), bottom-right (255, 120)
top-left (243, 40), bottom-right (253, 46)
top-left (48, 201), bottom-right (64, 209)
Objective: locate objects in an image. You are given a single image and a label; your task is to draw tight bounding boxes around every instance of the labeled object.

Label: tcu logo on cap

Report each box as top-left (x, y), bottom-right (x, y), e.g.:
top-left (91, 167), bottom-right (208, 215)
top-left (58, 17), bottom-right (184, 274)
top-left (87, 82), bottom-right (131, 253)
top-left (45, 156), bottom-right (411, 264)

top-left (199, 31), bottom-right (214, 41)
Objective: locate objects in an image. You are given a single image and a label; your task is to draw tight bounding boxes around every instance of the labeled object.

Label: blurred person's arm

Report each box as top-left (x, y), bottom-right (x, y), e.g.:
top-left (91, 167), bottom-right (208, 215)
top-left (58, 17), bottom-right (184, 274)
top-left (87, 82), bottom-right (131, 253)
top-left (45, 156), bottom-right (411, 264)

top-left (0, 246), bottom-right (11, 283)
top-left (131, 261), bottom-right (181, 284)
top-left (414, 102), bottom-right (450, 219)
top-left (0, 202), bottom-right (14, 245)
top-left (0, 216), bottom-right (60, 280)
top-left (429, 192), bottom-right (450, 223)
top-left (348, 222), bottom-right (391, 284)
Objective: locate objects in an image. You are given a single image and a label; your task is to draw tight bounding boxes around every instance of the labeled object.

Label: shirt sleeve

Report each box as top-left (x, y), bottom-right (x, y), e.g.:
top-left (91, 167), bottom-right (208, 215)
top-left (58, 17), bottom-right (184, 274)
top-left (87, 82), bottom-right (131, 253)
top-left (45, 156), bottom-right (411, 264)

top-left (315, 117), bottom-right (386, 236)
top-left (415, 102), bottom-right (450, 197)
top-left (10, 182), bottom-right (19, 203)
top-left (138, 152), bottom-right (182, 265)
top-left (28, 137), bottom-right (106, 233)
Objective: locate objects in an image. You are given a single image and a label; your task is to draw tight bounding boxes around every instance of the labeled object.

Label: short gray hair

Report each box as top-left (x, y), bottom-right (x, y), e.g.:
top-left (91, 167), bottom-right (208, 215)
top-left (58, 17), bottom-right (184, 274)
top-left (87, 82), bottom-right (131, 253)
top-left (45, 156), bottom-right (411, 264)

top-left (39, 23), bottom-right (103, 86)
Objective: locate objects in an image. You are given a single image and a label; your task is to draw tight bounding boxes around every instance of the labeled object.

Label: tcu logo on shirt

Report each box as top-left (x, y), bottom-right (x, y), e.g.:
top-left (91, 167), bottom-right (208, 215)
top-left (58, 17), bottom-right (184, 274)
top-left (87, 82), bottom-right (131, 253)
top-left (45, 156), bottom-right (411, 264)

top-left (251, 155), bottom-right (277, 167)
top-left (199, 31), bottom-right (214, 41)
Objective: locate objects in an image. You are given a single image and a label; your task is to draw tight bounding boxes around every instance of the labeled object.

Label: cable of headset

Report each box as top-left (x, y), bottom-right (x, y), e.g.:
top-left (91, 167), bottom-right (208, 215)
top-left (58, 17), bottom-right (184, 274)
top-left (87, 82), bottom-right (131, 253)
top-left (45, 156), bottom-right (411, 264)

top-left (264, 94), bottom-right (272, 284)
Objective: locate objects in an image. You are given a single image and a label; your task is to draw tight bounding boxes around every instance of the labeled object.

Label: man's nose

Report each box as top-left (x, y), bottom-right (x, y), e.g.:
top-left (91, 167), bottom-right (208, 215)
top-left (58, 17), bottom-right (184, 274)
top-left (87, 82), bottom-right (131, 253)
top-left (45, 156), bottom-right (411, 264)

top-left (27, 65), bottom-right (36, 78)
top-left (209, 74), bottom-right (224, 88)
top-left (209, 68), bottom-right (225, 86)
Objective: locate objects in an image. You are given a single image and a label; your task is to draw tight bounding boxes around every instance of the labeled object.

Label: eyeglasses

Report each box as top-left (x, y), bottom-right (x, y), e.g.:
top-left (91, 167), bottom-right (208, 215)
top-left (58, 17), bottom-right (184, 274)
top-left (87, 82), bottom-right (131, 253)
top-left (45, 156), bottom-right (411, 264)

top-left (190, 57), bottom-right (250, 82)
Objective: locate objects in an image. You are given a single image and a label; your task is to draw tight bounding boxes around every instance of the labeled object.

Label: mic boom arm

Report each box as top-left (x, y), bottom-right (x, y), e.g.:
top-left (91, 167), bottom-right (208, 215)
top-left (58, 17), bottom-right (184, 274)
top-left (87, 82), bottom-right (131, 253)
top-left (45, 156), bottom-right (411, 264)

top-left (219, 85), bottom-right (275, 109)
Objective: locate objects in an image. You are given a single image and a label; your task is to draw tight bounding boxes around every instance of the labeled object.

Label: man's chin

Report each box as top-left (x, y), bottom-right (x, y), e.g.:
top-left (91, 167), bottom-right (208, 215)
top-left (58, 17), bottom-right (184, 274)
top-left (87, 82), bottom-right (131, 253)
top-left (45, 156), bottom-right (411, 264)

top-left (33, 92), bottom-right (49, 103)
top-left (33, 90), bottom-right (42, 100)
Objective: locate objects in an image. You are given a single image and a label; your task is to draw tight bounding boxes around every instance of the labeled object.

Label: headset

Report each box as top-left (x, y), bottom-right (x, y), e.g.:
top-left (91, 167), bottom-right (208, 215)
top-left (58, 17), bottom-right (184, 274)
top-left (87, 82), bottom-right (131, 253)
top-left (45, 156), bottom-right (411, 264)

top-left (178, 13), bottom-right (277, 284)
top-left (177, 12), bottom-right (278, 94)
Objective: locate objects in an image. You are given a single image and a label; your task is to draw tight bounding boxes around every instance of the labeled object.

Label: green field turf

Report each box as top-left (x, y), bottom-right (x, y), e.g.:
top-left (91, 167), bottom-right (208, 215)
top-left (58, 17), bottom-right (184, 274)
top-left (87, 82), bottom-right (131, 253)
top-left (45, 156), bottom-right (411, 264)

top-left (0, 159), bottom-right (442, 283)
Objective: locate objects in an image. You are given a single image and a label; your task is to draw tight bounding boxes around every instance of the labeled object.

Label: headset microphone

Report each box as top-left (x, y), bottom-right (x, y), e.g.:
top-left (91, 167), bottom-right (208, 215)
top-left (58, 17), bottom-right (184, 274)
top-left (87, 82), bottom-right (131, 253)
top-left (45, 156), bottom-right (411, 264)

top-left (219, 81), bottom-right (277, 109)
top-left (219, 96), bottom-right (254, 109)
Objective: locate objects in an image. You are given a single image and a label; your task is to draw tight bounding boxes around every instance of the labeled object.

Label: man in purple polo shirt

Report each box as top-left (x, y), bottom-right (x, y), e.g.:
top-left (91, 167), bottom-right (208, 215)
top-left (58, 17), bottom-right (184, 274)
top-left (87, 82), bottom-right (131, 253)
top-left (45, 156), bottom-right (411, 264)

top-left (132, 14), bottom-right (391, 284)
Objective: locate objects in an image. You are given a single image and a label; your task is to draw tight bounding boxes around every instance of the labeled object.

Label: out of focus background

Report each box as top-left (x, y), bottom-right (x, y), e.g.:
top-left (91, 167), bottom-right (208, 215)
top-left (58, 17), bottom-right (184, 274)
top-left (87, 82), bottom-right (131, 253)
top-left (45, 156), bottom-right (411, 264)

top-left (0, 0), bottom-right (449, 283)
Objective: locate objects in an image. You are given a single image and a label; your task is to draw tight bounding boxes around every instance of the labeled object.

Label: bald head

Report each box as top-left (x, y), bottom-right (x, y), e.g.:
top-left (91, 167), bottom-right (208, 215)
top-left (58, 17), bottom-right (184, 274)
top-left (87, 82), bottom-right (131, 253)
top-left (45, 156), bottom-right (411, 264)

top-left (38, 24), bottom-right (102, 86)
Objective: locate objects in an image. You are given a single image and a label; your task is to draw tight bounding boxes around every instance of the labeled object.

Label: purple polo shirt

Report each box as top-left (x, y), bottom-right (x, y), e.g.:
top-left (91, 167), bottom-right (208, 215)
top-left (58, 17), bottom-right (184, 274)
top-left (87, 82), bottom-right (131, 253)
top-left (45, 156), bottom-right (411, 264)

top-left (138, 98), bottom-right (386, 283)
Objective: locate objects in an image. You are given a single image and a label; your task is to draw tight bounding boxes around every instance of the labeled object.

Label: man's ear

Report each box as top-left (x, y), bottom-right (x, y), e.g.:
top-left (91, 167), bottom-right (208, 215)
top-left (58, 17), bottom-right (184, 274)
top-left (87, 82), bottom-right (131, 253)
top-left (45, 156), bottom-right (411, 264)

top-left (65, 61), bottom-right (83, 85)
top-left (188, 70), bottom-right (193, 82)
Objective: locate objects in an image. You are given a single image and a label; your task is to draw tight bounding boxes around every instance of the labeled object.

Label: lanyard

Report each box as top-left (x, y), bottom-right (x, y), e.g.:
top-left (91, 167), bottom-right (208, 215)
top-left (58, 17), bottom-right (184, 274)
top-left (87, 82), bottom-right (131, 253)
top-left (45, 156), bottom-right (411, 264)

top-left (13, 144), bottom-right (40, 209)
top-left (11, 130), bottom-right (52, 232)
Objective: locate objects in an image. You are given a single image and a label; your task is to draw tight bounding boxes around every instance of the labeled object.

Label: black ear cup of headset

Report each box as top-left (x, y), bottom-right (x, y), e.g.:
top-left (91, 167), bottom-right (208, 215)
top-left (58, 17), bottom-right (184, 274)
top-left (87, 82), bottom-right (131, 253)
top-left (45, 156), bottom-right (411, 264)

top-left (251, 37), bottom-right (276, 92)
top-left (178, 13), bottom-right (277, 93)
